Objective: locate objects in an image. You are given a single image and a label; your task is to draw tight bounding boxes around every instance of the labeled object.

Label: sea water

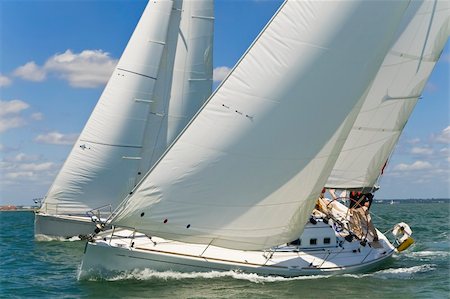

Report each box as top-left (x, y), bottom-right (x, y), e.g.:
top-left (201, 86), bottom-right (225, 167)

top-left (1, 202), bottom-right (449, 299)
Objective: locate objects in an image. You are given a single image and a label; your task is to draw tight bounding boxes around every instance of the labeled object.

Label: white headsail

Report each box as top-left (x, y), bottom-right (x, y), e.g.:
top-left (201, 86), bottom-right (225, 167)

top-left (326, 0), bottom-right (450, 190)
top-left (112, 0), bottom-right (410, 250)
top-left (41, 0), bottom-right (214, 216)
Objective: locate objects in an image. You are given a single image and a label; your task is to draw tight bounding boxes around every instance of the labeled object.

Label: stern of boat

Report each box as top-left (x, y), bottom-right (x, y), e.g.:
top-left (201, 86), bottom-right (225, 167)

top-left (34, 212), bottom-right (96, 240)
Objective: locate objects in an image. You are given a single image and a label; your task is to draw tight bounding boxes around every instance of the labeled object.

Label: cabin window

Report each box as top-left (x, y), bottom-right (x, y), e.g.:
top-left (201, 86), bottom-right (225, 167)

top-left (310, 238), bottom-right (317, 245)
top-left (324, 237), bottom-right (331, 244)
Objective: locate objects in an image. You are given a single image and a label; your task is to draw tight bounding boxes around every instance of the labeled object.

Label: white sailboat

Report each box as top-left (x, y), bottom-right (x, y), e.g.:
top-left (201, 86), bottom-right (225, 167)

top-left (77, 0), bottom-right (426, 278)
top-left (35, 0), bottom-right (214, 239)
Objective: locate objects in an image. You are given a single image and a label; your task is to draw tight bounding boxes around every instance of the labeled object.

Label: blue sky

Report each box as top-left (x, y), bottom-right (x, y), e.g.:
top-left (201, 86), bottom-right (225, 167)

top-left (0, 0), bottom-right (449, 205)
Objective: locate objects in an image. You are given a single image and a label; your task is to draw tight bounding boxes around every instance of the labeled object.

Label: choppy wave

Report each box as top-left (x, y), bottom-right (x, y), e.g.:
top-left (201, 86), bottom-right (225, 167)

top-left (35, 234), bottom-right (81, 242)
top-left (83, 269), bottom-right (331, 283)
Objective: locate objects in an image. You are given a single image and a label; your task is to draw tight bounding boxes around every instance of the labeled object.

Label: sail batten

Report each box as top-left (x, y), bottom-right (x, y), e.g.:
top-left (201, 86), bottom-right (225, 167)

top-left (112, 0), bottom-right (410, 250)
top-left (326, 0), bottom-right (449, 190)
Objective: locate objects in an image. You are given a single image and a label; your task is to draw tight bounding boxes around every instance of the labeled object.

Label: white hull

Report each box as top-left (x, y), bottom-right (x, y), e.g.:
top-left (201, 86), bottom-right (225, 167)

top-left (79, 223), bottom-right (395, 279)
top-left (34, 212), bottom-right (97, 240)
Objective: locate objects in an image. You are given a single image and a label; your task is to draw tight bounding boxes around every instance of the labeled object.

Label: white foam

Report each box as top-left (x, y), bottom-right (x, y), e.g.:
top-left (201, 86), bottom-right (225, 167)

top-left (342, 264), bottom-right (436, 280)
top-left (406, 251), bottom-right (450, 258)
top-left (35, 234), bottom-right (81, 242)
top-left (88, 269), bottom-right (331, 283)
top-left (376, 264), bottom-right (435, 275)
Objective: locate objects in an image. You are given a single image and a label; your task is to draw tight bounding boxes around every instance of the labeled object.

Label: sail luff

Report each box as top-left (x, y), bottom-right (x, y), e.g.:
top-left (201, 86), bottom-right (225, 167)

top-left (41, 0), bottom-right (175, 215)
top-left (326, 0), bottom-right (450, 190)
top-left (112, 0), bottom-right (410, 250)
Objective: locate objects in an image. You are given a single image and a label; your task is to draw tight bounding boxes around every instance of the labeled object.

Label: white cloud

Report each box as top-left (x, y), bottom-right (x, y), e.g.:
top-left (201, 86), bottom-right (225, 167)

top-left (44, 49), bottom-right (117, 88)
top-left (0, 143), bottom-right (18, 153)
top-left (0, 99), bottom-right (29, 116)
top-left (0, 74), bottom-right (12, 87)
top-left (13, 49), bottom-right (117, 88)
top-left (31, 112), bottom-right (44, 121)
top-left (1, 152), bottom-right (60, 188)
top-left (407, 138), bottom-right (421, 145)
top-left (393, 160), bottom-right (433, 171)
top-left (213, 66), bottom-right (231, 83)
top-left (434, 126), bottom-right (450, 144)
top-left (424, 81), bottom-right (438, 92)
top-left (3, 153), bottom-right (39, 163)
top-left (0, 116), bottom-right (27, 133)
top-left (440, 147), bottom-right (450, 156)
top-left (34, 131), bottom-right (78, 145)
top-left (19, 162), bottom-right (55, 172)
top-left (438, 148), bottom-right (450, 163)
top-left (13, 61), bottom-right (47, 82)
top-left (4, 171), bottom-right (35, 180)
top-left (410, 147), bottom-right (433, 155)
top-left (0, 99), bottom-right (30, 132)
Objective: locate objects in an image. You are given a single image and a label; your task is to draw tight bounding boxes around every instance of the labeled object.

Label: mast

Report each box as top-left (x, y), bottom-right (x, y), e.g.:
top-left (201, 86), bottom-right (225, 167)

top-left (112, 0), bottom-right (410, 250)
top-left (326, 0), bottom-right (450, 191)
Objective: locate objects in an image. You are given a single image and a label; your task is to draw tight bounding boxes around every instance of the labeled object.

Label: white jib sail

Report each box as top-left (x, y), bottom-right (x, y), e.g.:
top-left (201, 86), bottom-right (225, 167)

top-left (41, 0), bottom-right (213, 214)
top-left (326, 0), bottom-right (450, 190)
top-left (112, 0), bottom-right (410, 250)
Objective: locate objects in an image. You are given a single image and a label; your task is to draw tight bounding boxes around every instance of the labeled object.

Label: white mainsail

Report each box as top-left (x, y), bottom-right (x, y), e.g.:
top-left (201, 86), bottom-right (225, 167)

top-left (135, 0), bottom-right (214, 187)
top-left (40, 0), bottom-right (213, 216)
top-left (326, 0), bottom-right (450, 190)
top-left (112, 0), bottom-right (409, 250)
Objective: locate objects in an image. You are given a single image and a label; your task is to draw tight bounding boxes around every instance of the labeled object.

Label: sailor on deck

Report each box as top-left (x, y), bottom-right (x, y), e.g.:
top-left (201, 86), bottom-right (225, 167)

top-left (349, 191), bottom-right (378, 242)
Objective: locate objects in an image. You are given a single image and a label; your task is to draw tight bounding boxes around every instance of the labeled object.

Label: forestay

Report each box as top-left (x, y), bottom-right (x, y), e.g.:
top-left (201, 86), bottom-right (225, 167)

top-left (326, 0), bottom-right (450, 190)
top-left (42, 0), bottom-right (214, 216)
top-left (112, 0), bottom-right (410, 250)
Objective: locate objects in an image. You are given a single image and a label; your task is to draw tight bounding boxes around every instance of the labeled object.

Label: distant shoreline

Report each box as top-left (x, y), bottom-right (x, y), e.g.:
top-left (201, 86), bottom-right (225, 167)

top-left (374, 198), bottom-right (450, 204)
top-left (0, 208), bottom-right (37, 212)
top-left (1, 198), bottom-right (449, 211)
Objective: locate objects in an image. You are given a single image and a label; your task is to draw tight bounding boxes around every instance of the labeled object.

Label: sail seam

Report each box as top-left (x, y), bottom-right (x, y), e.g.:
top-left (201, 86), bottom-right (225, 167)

top-left (352, 127), bottom-right (401, 133)
top-left (192, 15), bottom-right (215, 20)
top-left (117, 68), bottom-right (157, 80)
top-left (79, 139), bottom-right (143, 149)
